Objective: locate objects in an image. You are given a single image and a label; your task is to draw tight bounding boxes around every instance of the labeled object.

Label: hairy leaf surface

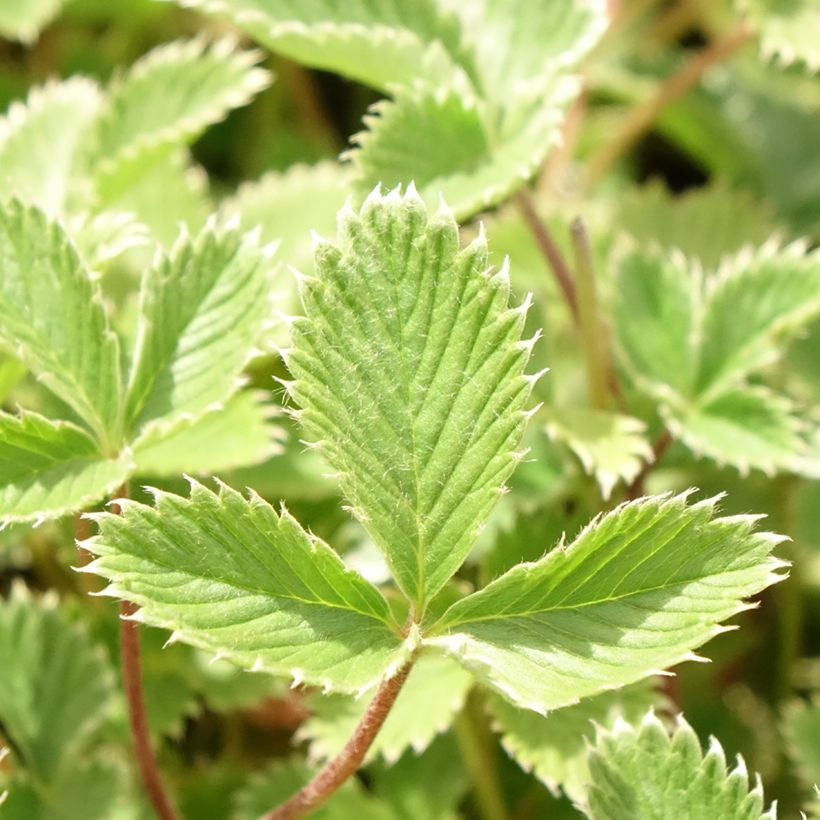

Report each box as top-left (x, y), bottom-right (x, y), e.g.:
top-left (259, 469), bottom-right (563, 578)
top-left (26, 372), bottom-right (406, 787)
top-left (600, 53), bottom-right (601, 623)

top-left (288, 188), bottom-right (535, 608)
top-left (0, 201), bottom-right (122, 447)
top-left (0, 410), bottom-right (133, 524)
top-left (83, 480), bottom-right (407, 693)
top-left (428, 493), bottom-right (785, 713)
top-left (584, 711), bottom-right (775, 819)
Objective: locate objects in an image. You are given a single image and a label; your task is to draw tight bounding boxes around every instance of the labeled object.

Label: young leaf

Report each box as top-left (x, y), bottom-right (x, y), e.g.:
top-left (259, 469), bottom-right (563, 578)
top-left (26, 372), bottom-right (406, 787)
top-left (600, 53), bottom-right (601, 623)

top-left (543, 408), bottom-right (653, 500)
top-left (427, 492), bottom-right (786, 713)
top-left (488, 680), bottom-right (658, 801)
top-left (742, 0), bottom-right (820, 73)
top-left (288, 187), bottom-right (535, 608)
top-left (0, 200), bottom-right (122, 448)
top-left (0, 410), bottom-right (133, 524)
top-left (664, 384), bottom-right (815, 478)
top-left (298, 651), bottom-right (474, 765)
top-left (125, 224), bottom-right (273, 437)
top-left (0, 78), bottom-right (102, 214)
top-left (133, 390), bottom-right (284, 477)
top-left (583, 711), bottom-right (775, 819)
top-left (81, 480), bottom-right (408, 694)
top-left (0, 587), bottom-right (114, 784)
top-left (90, 37), bottom-right (271, 201)
top-left (0, 0), bottom-right (63, 43)
top-left (164, 0), bottom-right (468, 93)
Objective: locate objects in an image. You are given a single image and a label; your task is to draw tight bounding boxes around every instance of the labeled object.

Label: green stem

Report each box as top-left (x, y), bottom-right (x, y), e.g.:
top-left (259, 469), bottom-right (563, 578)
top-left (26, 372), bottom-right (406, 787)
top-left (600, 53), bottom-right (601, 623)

top-left (454, 690), bottom-right (509, 820)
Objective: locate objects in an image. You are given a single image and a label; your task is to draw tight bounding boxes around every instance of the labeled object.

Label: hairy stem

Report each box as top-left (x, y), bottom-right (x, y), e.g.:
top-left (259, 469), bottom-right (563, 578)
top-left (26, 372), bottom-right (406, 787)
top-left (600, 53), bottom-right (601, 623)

top-left (570, 217), bottom-right (612, 411)
top-left (263, 659), bottom-right (416, 820)
top-left (627, 427), bottom-right (673, 499)
top-left (516, 190), bottom-right (579, 321)
top-left (454, 690), bottom-right (509, 820)
top-left (585, 22), bottom-right (751, 185)
top-left (112, 487), bottom-right (178, 820)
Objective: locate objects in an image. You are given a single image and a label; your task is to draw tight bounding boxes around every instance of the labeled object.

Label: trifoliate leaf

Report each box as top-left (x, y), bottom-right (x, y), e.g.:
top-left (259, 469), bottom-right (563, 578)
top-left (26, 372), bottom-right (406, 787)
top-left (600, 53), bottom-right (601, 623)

top-left (288, 187), bottom-right (536, 608)
top-left (232, 760), bottom-right (398, 820)
top-left (0, 410), bottom-right (133, 524)
top-left (298, 651), bottom-right (474, 765)
top-left (427, 492), bottom-right (786, 714)
top-left (616, 183), bottom-right (776, 270)
top-left (90, 37), bottom-right (271, 201)
top-left (348, 74), bottom-right (577, 220)
top-left (82, 480), bottom-right (408, 694)
top-left (742, 0), bottom-right (820, 72)
top-left (488, 681), bottom-right (658, 801)
top-left (697, 241), bottom-right (820, 398)
top-left (125, 224), bottom-right (273, 438)
top-left (0, 587), bottom-right (114, 783)
top-left (782, 697), bottom-right (820, 790)
top-left (0, 0), bottom-right (63, 43)
top-left (583, 711), bottom-right (775, 819)
top-left (133, 390), bottom-right (284, 477)
top-left (0, 78), bottom-right (102, 215)
top-left (0, 200), bottom-right (123, 449)
top-left (544, 408), bottom-right (653, 500)
top-left (664, 385), bottom-right (814, 478)
top-left (164, 0), bottom-right (468, 93)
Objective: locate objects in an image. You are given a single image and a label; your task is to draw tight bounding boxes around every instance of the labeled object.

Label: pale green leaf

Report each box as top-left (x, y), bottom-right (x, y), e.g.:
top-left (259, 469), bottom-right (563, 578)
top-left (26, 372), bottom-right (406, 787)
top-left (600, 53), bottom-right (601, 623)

top-left (0, 0), bottom-right (63, 43)
top-left (0, 78), bottom-right (102, 215)
top-left (427, 492), bottom-right (785, 713)
top-left (82, 479), bottom-right (408, 694)
top-left (298, 650), bottom-right (474, 765)
top-left (164, 0), bottom-right (469, 93)
top-left (232, 760), bottom-right (398, 820)
top-left (68, 211), bottom-right (151, 270)
top-left (782, 697), bottom-right (820, 790)
top-left (0, 356), bottom-right (26, 403)
top-left (288, 188), bottom-right (535, 607)
top-left (125, 224), bottom-right (273, 437)
top-left (544, 408), bottom-right (653, 500)
top-left (0, 200), bottom-right (123, 447)
top-left (583, 711), bottom-right (775, 819)
top-left (616, 182), bottom-right (776, 270)
top-left (133, 390), bottom-right (284, 477)
top-left (696, 242), bottom-right (820, 398)
top-left (90, 37), bottom-right (271, 201)
top-left (614, 246), bottom-right (698, 403)
top-left (0, 587), bottom-right (114, 783)
top-left (664, 385), bottom-right (815, 478)
top-left (742, 0), bottom-right (820, 72)
top-left (488, 680), bottom-right (658, 801)
top-left (348, 75), bottom-right (577, 221)
top-left (0, 409), bottom-right (133, 524)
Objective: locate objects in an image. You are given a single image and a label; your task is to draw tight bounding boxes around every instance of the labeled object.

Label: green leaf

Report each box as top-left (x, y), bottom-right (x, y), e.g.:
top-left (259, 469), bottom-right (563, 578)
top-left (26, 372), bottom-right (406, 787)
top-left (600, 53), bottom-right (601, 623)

top-left (348, 75), bottom-right (577, 220)
top-left (543, 408), bottom-right (653, 500)
top-left (0, 0), bottom-right (63, 43)
top-left (664, 384), bottom-right (815, 478)
top-left (0, 409), bottom-right (133, 524)
top-left (0, 355), bottom-right (26, 403)
top-left (133, 390), bottom-right (284, 477)
top-left (232, 760), bottom-right (398, 820)
top-left (164, 0), bottom-right (468, 93)
top-left (427, 492), bottom-right (785, 713)
top-left (742, 0), bottom-right (820, 73)
top-left (782, 697), bottom-right (820, 790)
top-left (0, 587), bottom-right (114, 783)
top-left (90, 37), bottom-right (271, 201)
top-left (125, 224), bottom-right (274, 438)
top-left (583, 711), bottom-right (775, 819)
top-left (0, 200), bottom-right (123, 448)
top-left (82, 479), bottom-right (409, 694)
top-left (298, 650), bottom-right (474, 764)
top-left (288, 187), bottom-right (536, 608)
top-left (0, 77), bottom-right (102, 215)
top-left (487, 681), bottom-right (658, 801)
top-left (696, 241), bottom-right (820, 398)
top-left (616, 182), bottom-right (776, 270)
top-left (68, 211), bottom-right (151, 270)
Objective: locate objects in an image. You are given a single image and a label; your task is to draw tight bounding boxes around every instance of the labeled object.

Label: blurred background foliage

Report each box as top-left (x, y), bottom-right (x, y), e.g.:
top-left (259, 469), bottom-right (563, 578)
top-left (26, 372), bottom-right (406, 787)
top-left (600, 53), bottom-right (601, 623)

top-left (0, 0), bottom-right (818, 818)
